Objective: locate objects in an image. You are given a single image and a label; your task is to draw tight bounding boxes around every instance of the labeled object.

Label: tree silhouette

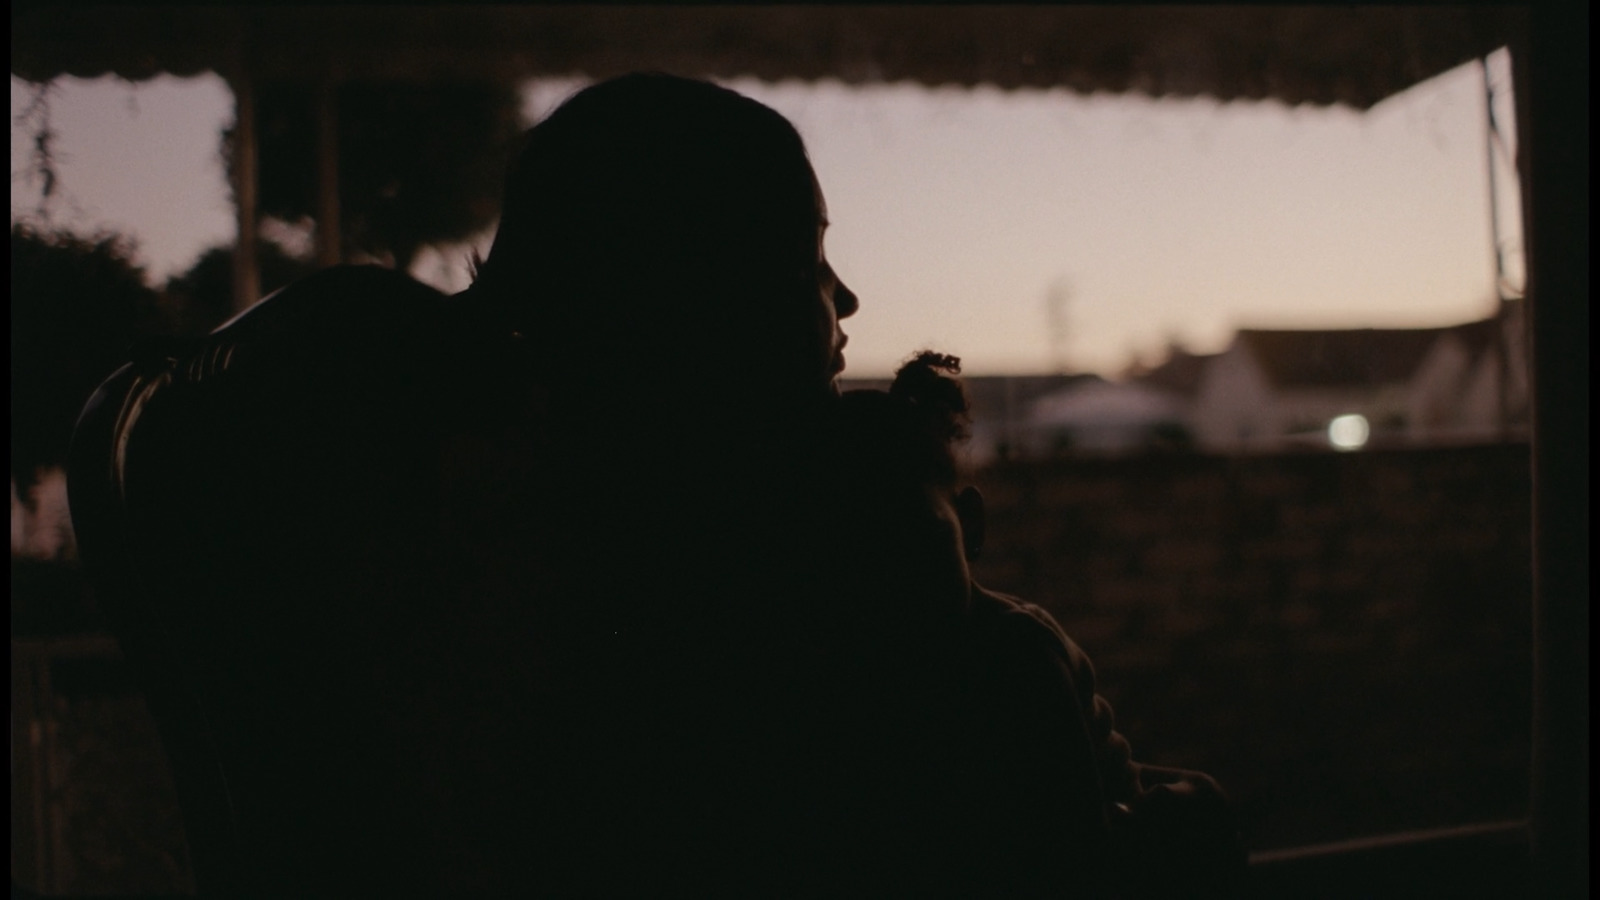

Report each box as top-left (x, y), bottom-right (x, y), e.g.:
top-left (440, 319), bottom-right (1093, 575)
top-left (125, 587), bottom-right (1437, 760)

top-left (226, 80), bottom-right (523, 273)
top-left (10, 225), bottom-right (162, 491)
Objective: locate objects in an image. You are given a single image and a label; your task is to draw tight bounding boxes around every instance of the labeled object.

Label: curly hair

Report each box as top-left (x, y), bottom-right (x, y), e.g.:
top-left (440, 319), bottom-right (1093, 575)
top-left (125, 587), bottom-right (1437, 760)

top-left (837, 350), bottom-right (972, 489)
top-left (889, 350), bottom-right (972, 446)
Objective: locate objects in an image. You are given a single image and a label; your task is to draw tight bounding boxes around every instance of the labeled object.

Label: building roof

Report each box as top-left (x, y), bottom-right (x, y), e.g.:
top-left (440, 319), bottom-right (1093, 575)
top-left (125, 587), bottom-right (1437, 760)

top-left (13, 5), bottom-right (1521, 110)
top-left (1127, 346), bottom-right (1216, 399)
top-left (1234, 327), bottom-right (1446, 389)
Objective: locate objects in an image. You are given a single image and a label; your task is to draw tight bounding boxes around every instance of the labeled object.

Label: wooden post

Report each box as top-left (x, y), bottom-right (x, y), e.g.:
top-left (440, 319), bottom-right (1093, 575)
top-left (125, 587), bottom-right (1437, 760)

top-left (230, 69), bottom-right (260, 314)
top-left (315, 77), bottom-right (341, 268)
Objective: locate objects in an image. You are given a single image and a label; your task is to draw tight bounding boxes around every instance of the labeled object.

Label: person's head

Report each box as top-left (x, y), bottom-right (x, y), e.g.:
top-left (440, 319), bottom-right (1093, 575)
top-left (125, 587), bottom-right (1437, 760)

top-left (470, 73), bottom-right (857, 411)
top-left (832, 351), bottom-right (985, 617)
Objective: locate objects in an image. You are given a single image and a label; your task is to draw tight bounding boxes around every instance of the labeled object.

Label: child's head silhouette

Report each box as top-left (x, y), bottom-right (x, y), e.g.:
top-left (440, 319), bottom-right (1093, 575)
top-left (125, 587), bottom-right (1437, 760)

top-left (833, 351), bottom-right (985, 619)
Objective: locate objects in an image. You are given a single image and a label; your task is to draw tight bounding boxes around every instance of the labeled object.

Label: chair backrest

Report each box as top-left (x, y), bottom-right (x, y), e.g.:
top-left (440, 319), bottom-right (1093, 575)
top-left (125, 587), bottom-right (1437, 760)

top-left (67, 266), bottom-right (458, 897)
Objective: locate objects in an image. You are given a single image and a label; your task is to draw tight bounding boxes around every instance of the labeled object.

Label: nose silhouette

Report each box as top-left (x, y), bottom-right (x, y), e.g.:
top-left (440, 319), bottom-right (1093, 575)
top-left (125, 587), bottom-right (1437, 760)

top-left (834, 277), bottom-right (860, 319)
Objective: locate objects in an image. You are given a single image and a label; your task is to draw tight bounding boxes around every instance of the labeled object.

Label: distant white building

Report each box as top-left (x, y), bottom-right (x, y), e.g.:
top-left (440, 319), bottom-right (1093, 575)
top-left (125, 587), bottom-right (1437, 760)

top-left (1027, 379), bottom-right (1190, 455)
top-left (841, 305), bottom-right (1527, 462)
top-left (1183, 303), bottom-right (1527, 452)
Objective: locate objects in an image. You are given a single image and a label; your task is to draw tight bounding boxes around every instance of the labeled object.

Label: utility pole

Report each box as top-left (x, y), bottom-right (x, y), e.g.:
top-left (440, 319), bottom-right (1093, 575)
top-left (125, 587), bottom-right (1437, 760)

top-left (1045, 277), bottom-right (1072, 374)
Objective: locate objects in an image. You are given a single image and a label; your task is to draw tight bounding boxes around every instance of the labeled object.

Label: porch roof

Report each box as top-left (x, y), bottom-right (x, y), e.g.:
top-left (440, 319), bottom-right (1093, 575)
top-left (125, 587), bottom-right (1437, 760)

top-left (13, 5), bottom-right (1521, 110)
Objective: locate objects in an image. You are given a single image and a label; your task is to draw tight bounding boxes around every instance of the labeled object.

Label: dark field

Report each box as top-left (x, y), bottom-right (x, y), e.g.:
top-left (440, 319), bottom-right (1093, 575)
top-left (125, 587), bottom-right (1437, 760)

top-left (971, 443), bottom-right (1532, 852)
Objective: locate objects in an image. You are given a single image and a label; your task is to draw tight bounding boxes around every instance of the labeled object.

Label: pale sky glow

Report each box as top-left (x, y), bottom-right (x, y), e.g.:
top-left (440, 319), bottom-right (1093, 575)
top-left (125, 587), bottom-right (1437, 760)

top-left (12, 51), bottom-right (1522, 378)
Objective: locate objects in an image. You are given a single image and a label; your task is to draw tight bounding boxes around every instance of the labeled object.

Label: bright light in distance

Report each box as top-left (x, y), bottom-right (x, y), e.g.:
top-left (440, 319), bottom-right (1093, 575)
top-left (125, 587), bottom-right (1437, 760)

top-left (1327, 414), bottom-right (1371, 451)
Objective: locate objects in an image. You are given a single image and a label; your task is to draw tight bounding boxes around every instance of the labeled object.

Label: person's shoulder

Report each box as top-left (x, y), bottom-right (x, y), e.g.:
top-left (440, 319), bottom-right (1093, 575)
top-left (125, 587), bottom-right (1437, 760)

top-left (279, 263), bottom-right (447, 298)
top-left (970, 583), bottom-right (1069, 640)
top-left (211, 265), bottom-right (452, 358)
top-left (261, 263), bottom-right (448, 321)
top-left (968, 583), bottom-right (1099, 670)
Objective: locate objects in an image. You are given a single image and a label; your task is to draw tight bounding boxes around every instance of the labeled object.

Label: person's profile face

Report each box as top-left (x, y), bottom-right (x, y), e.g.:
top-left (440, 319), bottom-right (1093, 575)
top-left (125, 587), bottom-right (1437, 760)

top-left (811, 170), bottom-right (859, 391)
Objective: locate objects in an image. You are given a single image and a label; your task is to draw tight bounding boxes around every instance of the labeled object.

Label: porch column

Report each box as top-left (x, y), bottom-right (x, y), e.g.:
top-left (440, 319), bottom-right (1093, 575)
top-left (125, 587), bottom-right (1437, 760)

top-left (1518, 6), bottom-right (1590, 897)
top-left (315, 77), bottom-right (341, 268)
top-left (229, 69), bottom-right (260, 314)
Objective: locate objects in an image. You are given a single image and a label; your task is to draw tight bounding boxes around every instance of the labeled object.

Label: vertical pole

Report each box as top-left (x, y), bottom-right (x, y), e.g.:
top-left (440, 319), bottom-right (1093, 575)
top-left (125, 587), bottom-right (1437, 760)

top-left (231, 70), bottom-right (260, 314)
top-left (1483, 57), bottom-right (1506, 305)
top-left (1481, 57), bottom-right (1512, 439)
top-left (1519, 4), bottom-right (1591, 897)
top-left (315, 77), bottom-right (341, 269)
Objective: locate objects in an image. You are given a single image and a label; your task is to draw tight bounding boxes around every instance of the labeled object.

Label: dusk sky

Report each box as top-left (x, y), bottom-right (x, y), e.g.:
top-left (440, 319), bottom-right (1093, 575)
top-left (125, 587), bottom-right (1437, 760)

top-left (11, 50), bottom-right (1521, 378)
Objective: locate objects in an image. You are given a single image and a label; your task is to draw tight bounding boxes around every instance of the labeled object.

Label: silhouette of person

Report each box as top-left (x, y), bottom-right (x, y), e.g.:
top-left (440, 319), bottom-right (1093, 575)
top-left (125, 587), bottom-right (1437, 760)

top-left (72, 72), bottom-right (1236, 898)
top-left (424, 72), bottom-right (871, 894)
top-left (827, 351), bottom-right (1245, 897)
top-left (431, 73), bottom-right (1205, 897)
top-left (71, 70), bottom-right (863, 896)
